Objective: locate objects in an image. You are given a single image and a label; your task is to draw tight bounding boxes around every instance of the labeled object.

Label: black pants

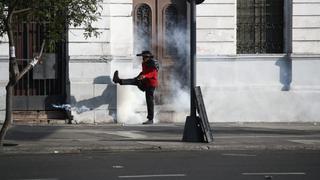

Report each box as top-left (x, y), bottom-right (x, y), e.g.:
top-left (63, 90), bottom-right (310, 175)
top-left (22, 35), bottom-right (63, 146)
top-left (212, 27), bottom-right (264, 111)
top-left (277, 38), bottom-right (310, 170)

top-left (121, 78), bottom-right (155, 121)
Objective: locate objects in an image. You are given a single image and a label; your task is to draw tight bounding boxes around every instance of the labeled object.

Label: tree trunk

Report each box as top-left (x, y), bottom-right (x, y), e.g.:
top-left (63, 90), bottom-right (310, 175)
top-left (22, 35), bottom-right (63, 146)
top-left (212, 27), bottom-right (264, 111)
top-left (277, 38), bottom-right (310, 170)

top-left (0, 1), bottom-right (45, 146)
top-left (0, 35), bottom-right (46, 146)
top-left (0, 34), bottom-right (15, 146)
top-left (0, 84), bottom-right (13, 146)
top-left (0, 10), bottom-right (18, 145)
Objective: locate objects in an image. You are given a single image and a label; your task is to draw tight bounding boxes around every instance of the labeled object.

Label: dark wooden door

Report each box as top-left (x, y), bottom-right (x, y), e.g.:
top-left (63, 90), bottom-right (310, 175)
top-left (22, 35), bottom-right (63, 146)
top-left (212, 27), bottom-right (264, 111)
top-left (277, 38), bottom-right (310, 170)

top-left (133, 0), bottom-right (188, 104)
top-left (13, 23), bottom-right (67, 111)
top-left (157, 0), bottom-right (188, 104)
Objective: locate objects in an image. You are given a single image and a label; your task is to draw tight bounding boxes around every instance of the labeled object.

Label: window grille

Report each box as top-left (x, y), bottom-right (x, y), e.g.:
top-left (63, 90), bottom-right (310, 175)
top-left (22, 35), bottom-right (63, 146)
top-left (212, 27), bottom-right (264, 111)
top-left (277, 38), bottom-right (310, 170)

top-left (237, 0), bottom-right (284, 54)
top-left (13, 22), bottom-right (65, 97)
top-left (164, 5), bottom-right (178, 57)
top-left (135, 4), bottom-right (152, 53)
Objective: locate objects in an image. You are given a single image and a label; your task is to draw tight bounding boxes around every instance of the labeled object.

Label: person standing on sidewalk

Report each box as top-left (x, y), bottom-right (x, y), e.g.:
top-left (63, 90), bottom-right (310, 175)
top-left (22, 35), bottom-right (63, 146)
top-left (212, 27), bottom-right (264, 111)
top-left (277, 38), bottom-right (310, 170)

top-left (113, 50), bottom-right (159, 124)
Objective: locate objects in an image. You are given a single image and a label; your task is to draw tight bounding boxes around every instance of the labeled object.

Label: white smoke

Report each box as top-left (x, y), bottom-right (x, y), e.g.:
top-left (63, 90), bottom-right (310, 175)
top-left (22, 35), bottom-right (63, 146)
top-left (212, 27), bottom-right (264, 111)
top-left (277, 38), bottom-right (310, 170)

top-left (52, 104), bottom-right (91, 114)
top-left (113, 57), bottom-right (148, 124)
top-left (116, 85), bottom-right (146, 124)
top-left (115, 8), bottom-right (191, 124)
top-left (133, 12), bottom-right (190, 123)
top-left (157, 20), bottom-right (191, 118)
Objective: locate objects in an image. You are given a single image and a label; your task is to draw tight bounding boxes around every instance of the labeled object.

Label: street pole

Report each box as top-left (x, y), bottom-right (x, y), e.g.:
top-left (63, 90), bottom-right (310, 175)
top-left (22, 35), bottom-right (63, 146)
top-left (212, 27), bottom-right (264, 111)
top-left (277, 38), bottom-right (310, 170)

top-left (190, 0), bottom-right (197, 118)
top-left (182, 0), bottom-right (205, 142)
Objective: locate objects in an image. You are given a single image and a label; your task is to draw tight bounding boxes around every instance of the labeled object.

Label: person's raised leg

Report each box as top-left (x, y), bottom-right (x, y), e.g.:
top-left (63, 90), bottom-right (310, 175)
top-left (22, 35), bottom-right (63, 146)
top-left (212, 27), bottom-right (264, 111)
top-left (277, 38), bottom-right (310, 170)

top-left (113, 70), bottom-right (120, 84)
top-left (113, 70), bottom-right (139, 86)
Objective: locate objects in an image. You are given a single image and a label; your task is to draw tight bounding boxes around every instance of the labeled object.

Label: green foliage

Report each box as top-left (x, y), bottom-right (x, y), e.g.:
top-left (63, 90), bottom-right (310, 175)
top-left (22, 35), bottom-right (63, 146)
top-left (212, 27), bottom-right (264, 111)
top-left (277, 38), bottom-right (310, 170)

top-left (0, 1), bottom-right (7, 37)
top-left (0, 0), bottom-right (103, 42)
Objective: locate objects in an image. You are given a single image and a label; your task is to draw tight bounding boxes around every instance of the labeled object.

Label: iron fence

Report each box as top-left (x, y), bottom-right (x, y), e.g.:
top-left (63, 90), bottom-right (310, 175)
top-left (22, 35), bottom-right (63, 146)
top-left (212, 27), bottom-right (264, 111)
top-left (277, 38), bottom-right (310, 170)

top-left (237, 0), bottom-right (284, 54)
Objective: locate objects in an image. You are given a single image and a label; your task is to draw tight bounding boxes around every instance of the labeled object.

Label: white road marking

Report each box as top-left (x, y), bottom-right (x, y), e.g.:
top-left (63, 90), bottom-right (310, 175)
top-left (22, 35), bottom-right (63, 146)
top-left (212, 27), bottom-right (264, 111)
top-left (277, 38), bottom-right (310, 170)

top-left (19, 178), bottom-right (59, 180)
top-left (289, 139), bottom-right (320, 145)
top-left (242, 172), bottom-right (306, 176)
top-left (107, 131), bottom-right (147, 139)
top-left (113, 165), bottom-right (124, 169)
top-left (222, 153), bottom-right (256, 157)
top-left (216, 135), bottom-right (320, 139)
top-left (118, 174), bottom-right (186, 178)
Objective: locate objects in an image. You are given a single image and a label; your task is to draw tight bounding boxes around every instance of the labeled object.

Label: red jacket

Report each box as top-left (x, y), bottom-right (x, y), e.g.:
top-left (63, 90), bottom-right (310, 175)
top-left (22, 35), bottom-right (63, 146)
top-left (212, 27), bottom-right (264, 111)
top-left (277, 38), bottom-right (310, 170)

top-left (141, 61), bottom-right (159, 88)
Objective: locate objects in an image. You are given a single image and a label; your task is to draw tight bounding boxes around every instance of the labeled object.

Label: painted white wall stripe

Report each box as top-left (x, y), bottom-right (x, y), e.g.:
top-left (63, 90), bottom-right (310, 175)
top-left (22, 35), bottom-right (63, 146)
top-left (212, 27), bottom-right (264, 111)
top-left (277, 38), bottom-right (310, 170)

top-left (118, 174), bottom-right (186, 178)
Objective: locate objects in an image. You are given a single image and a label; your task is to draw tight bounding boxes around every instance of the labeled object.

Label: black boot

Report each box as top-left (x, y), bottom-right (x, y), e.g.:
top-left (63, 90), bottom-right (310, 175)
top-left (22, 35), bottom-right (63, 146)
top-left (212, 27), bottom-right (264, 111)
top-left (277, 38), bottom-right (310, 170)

top-left (113, 70), bottom-right (120, 84)
top-left (142, 119), bottom-right (153, 125)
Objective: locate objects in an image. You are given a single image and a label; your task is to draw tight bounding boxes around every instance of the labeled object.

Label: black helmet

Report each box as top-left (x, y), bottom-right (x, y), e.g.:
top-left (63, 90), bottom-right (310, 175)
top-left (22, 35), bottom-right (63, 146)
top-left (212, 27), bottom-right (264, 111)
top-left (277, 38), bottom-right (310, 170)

top-left (136, 50), bottom-right (154, 58)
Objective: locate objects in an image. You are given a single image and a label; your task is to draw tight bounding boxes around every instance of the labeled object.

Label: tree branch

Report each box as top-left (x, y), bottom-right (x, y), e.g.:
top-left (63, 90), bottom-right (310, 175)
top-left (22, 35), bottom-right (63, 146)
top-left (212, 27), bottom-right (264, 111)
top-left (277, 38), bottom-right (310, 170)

top-left (6, 5), bottom-right (21, 81)
top-left (8, 0), bottom-right (18, 20)
top-left (12, 8), bottom-right (32, 15)
top-left (15, 40), bottom-right (46, 82)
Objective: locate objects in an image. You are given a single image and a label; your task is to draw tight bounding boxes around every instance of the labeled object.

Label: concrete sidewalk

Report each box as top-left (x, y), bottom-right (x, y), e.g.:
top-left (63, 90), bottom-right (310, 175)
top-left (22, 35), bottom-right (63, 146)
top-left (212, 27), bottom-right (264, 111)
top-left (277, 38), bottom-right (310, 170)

top-left (1, 122), bottom-right (320, 154)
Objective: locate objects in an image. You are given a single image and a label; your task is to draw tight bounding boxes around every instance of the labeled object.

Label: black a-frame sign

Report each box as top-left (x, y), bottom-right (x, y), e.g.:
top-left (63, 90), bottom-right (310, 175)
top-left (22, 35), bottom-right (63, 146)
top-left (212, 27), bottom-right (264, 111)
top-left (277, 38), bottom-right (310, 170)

top-left (194, 86), bottom-right (214, 143)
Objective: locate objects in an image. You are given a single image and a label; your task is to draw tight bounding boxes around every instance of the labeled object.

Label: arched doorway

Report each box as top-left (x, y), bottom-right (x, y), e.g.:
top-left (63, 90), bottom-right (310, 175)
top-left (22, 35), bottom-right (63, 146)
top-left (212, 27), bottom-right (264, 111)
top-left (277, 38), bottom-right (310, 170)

top-left (133, 0), bottom-right (188, 104)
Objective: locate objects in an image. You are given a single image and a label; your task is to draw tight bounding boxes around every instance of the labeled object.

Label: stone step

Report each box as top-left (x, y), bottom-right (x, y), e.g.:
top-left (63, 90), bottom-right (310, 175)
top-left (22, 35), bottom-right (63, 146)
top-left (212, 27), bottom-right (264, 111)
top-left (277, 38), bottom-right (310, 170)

top-left (13, 111), bottom-right (70, 124)
top-left (135, 106), bottom-right (188, 123)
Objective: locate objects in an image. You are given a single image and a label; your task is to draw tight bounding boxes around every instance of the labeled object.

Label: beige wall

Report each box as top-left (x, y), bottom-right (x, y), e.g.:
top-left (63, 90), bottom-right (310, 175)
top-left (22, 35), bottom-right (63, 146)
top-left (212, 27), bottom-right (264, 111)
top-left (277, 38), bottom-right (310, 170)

top-left (292, 0), bottom-right (320, 54)
top-left (197, 0), bottom-right (236, 55)
top-left (0, 36), bottom-right (8, 123)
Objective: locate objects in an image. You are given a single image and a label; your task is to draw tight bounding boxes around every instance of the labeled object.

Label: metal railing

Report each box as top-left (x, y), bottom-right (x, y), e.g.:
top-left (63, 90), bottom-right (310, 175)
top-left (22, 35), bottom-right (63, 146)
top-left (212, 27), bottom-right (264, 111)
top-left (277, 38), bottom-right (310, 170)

top-left (13, 23), bottom-right (65, 97)
top-left (237, 0), bottom-right (284, 54)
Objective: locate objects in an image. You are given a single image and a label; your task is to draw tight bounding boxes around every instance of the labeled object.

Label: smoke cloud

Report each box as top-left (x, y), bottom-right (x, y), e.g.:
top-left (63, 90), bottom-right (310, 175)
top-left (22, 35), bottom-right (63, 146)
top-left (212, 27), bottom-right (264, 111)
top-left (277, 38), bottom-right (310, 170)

top-left (116, 6), bottom-right (191, 124)
top-left (117, 85), bottom-right (146, 124)
top-left (136, 14), bottom-right (190, 122)
top-left (52, 104), bottom-right (91, 114)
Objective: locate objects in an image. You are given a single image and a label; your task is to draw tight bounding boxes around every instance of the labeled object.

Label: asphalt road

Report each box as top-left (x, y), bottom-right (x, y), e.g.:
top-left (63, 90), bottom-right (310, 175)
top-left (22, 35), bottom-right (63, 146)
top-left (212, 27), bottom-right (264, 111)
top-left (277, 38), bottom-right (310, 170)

top-left (0, 150), bottom-right (319, 180)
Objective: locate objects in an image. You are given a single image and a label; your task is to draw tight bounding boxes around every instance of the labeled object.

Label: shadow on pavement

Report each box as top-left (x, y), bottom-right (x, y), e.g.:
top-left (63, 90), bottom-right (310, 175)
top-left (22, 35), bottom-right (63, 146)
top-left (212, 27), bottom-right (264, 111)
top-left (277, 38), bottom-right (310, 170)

top-left (99, 139), bottom-right (182, 142)
top-left (4, 125), bottom-right (62, 141)
top-left (212, 127), bottom-right (320, 135)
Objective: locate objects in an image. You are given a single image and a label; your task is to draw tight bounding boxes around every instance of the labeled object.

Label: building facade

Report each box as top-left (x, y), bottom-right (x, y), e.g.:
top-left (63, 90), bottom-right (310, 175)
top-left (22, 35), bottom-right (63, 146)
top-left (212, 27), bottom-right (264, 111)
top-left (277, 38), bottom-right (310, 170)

top-left (0, 0), bottom-right (320, 124)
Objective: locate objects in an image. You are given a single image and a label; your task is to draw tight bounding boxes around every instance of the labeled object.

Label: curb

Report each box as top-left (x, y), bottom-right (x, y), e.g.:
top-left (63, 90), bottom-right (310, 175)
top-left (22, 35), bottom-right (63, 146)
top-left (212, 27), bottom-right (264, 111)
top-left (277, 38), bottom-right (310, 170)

top-left (1, 143), bottom-right (320, 155)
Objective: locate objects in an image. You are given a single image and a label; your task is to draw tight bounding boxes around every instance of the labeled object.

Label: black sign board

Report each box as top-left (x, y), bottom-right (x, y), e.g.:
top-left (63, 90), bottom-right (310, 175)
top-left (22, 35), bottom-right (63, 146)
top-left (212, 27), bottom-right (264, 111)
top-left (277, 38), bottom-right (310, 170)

top-left (194, 86), bottom-right (214, 143)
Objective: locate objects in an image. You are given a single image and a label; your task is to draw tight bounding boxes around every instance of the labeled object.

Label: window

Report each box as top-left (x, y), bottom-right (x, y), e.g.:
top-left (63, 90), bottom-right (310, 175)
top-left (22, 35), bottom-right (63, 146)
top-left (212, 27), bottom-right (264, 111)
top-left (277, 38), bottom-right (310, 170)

top-left (133, 0), bottom-right (188, 104)
top-left (237, 0), bottom-right (284, 54)
top-left (135, 4), bottom-right (152, 53)
top-left (164, 5), bottom-right (178, 57)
